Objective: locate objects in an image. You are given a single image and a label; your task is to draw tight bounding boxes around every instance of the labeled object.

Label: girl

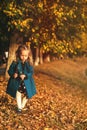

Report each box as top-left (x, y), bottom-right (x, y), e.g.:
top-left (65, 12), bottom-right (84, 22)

top-left (6, 45), bottom-right (36, 113)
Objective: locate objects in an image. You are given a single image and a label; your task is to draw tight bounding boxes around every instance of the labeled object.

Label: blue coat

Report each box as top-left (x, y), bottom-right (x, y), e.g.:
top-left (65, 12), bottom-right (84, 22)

top-left (6, 60), bottom-right (36, 98)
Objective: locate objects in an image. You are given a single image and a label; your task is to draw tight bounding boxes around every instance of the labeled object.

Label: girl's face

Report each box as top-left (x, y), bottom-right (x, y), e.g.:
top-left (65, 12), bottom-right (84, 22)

top-left (19, 50), bottom-right (29, 63)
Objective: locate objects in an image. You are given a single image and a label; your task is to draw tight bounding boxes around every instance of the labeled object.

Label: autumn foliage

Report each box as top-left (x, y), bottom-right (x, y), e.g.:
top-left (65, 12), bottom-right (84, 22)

top-left (0, 0), bottom-right (87, 58)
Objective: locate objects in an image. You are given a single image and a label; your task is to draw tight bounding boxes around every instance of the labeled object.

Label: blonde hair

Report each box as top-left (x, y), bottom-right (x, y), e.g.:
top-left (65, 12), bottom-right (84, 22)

top-left (16, 44), bottom-right (33, 65)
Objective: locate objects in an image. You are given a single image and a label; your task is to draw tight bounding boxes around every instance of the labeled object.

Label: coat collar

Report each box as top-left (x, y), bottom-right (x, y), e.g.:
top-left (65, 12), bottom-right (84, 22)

top-left (17, 60), bottom-right (27, 74)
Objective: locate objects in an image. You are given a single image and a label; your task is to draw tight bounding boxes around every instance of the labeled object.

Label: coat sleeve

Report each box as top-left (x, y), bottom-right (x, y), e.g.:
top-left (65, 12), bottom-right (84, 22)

top-left (8, 61), bottom-right (16, 77)
top-left (24, 65), bottom-right (34, 79)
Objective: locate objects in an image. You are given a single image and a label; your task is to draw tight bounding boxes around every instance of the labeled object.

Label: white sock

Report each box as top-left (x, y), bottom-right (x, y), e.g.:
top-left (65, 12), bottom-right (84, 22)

top-left (22, 96), bottom-right (28, 109)
top-left (16, 91), bottom-right (22, 109)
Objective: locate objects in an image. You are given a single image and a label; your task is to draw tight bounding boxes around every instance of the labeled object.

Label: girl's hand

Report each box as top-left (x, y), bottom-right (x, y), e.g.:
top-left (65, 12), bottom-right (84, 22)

top-left (20, 74), bottom-right (26, 80)
top-left (13, 73), bottom-right (18, 78)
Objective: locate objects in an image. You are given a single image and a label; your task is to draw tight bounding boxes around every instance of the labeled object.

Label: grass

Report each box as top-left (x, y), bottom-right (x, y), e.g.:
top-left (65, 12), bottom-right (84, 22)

top-left (35, 57), bottom-right (87, 95)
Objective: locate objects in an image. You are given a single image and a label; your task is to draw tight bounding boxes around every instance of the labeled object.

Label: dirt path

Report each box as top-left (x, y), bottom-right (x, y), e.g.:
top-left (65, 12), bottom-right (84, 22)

top-left (0, 72), bottom-right (87, 130)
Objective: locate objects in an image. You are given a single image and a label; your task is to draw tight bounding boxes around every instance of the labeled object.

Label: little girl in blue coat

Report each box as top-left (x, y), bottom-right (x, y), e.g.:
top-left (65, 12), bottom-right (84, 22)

top-left (6, 45), bottom-right (36, 113)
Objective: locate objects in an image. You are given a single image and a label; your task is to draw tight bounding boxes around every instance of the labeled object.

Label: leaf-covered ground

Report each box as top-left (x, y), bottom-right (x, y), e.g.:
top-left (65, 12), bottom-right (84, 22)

top-left (0, 60), bottom-right (87, 130)
top-left (0, 74), bottom-right (87, 130)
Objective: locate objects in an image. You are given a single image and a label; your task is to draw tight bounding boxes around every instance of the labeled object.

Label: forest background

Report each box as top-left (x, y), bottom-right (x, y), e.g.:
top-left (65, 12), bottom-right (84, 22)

top-left (0, 0), bottom-right (87, 69)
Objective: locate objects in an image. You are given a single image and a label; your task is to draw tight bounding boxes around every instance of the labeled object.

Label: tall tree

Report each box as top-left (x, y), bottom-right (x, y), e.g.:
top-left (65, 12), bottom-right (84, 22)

top-left (5, 31), bottom-right (23, 78)
top-left (0, 0), bottom-right (87, 78)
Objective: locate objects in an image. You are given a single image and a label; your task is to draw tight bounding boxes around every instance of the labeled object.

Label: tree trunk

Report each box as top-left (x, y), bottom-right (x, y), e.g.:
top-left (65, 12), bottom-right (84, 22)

top-left (39, 48), bottom-right (43, 64)
top-left (44, 53), bottom-right (50, 63)
top-left (26, 42), bottom-right (34, 65)
top-left (5, 32), bottom-right (23, 79)
top-left (34, 47), bottom-right (39, 66)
